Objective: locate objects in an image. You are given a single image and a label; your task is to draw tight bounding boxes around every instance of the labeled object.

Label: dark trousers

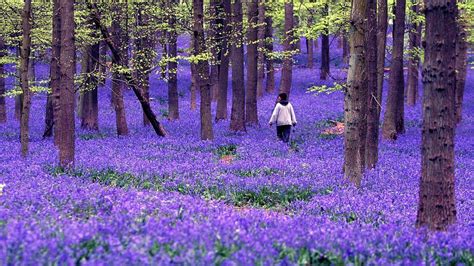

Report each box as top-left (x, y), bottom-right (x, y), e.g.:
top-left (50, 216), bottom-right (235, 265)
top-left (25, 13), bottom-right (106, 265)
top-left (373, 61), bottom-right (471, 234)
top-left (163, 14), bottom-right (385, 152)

top-left (277, 125), bottom-right (292, 143)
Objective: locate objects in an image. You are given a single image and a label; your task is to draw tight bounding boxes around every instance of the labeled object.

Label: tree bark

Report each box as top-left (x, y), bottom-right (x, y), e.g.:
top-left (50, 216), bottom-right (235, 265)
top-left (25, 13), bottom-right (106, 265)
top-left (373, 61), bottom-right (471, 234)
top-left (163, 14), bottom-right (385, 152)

top-left (256, 0), bottom-right (266, 98)
top-left (343, 0), bottom-right (367, 187)
top-left (51, 0), bottom-right (61, 144)
top-left (264, 12), bottom-right (275, 93)
top-left (455, 9), bottom-right (468, 124)
top-left (190, 55), bottom-right (197, 110)
top-left (406, 1), bottom-right (422, 106)
top-left (193, 0), bottom-right (214, 140)
top-left (80, 42), bottom-right (100, 131)
top-left (0, 37), bottom-right (6, 123)
top-left (320, 4), bottom-right (330, 80)
top-left (230, 0), bottom-right (246, 132)
top-left (416, 0), bottom-right (457, 231)
top-left (365, 0), bottom-right (379, 169)
top-left (382, 0), bottom-right (406, 140)
top-left (209, 0), bottom-right (220, 102)
top-left (20, 0), bottom-right (32, 157)
top-left (58, 0), bottom-right (76, 167)
top-left (307, 38), bottom-right (314, 68)
top-left (245, 0), bottom-right (258, 126)
top-left (215, 0), bottom-right (231, 121)
top-left (98, 40), bottom-right (107, 86)
top-left (376, 0), bottom-right (388, 116)
top-left (90, 3), bottom-right (167, 137)
top-left (279, 0), bottom-right (294, 95)
top-left (110, 3), bottom-right (129, 136)
top-left (168, 0), bottom-right (179, 121)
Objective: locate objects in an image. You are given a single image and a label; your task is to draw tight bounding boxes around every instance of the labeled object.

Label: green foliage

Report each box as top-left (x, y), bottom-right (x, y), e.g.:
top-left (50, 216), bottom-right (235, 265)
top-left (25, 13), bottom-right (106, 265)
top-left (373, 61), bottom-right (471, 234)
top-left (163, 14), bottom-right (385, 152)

top-left (231, 187), bottom-right (313, 209)
top-left (307, 82), bottom-right (346, 95)
top-left (214, 144), bottom-right (238, 158)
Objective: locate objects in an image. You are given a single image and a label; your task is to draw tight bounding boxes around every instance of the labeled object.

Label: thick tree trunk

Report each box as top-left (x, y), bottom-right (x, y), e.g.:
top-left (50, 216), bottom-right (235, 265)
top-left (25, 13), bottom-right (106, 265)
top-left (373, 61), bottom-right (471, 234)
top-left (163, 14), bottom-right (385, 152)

top-left (406, 1), bottom-right (422, 106)
top-left (382, 0), bottom-right (406, 140)
top-left (416, 0), bottom-right (457, 231)
top-left (90, 3), bottom-right (166, 137)
top-left (279, 1), bottom-right (294, 95)
top-left (256, 0), bottom-right (266, 98)
top-left (216, 0), bottom-right (231, 121)
top-left (80, 43), bottom-right (100, 131)
top-left (455, 10), bottom-right (468, 124)
top-left (230, 0), bottom-right (246, 132)
top-left (193, 0), bottom-right (214, 140)
top-left (376, 0), bottom-right (388, 116)
top-left (168, 0), bottom-right (179, 121)
top-left (51, 0), bottom-right (61, 144)
top-left (209, 0), bottom-right (220, 102)
top-left (365, 0), bottom-right (379, 169)
top-left (110, 3), bottom-right (129, 136)
top-left (264, 13), bottom-right (275, 93)
top-left (343, 0), bottom-right (367, 187)
top-left (0, 37), bottom-right (6, 123)
top-left (320, 4), bottom-right (330, 80)
top-left (58, 0), bottom-right (76, 167)
top-left (307, 38), bottom-right (314, 68)
top-left (20, 0), bottom-right (32, 157)
top-left (245, 0), bottom-right (258, 126)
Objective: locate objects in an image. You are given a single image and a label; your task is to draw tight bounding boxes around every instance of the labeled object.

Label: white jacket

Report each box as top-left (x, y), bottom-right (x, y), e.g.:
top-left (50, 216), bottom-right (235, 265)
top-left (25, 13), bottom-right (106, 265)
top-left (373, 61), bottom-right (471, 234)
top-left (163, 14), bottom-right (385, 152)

top-left (269, 102), bottom-right (297, 126)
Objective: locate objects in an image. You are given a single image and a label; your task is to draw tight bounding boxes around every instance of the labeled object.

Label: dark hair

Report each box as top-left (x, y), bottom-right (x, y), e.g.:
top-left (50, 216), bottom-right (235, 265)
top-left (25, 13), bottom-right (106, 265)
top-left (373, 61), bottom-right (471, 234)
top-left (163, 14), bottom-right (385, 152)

top-left (278, 93), bottom-right (288, 101)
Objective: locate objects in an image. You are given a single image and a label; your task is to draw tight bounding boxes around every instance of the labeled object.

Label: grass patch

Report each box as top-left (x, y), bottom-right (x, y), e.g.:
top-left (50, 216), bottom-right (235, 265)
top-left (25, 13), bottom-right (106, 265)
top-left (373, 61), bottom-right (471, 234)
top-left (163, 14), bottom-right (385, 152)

top-left (231, 187), bottom-right (313, 208)
top-left (214, 144), bottom-right (238, 157)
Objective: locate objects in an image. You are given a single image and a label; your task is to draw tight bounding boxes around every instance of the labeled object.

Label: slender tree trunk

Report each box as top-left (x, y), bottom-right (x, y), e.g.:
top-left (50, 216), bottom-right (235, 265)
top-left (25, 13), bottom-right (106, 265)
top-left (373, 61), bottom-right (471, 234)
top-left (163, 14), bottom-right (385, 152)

top-left (365, 0), bottom-right (379, 168)
top-left (110, 3), bottom-right (129, 136)
top-left (264, 12), bottom-right (275, 93)
top-left (216, 0), bottom-right (231, 121)
top-left (58, 0), bottom-right (76, 167)
top-left (246, 0), bottom-right (258, 125)
top-left (256, 0), bottom-right (266, 98)
top-left (0, 37), bottom-right (6, 123)
top-left (193, 0), bottom-right (214, 140)
top-left (209, 0), bottom-right (220, 102)
top-left (455, 9), bottom-right (468, 124)
top-left (15, 47), bottom-right (21, 122)
top-left (307, 38), bottom-right (314, 68)
top-left (293, 15), bottom-right (301, 53)
top-left (98, 40), bottom-right (107, 86)
top-left (80, 42), bottom-right (99, 130)
top-left (320, 4), bottom-right (330, 80)
top-left (167, 0), bottom-right (179, 121)
top-left (382, 0), bottom-right (406, 140)
top-left (406, 1), bottom-right (421, 106)
top-left (279, 0), bottom-right (294, 95)
top-left (344, 0), bottom-right (367, 187)
top-left (50, 0), bottom-right (61, 144)
top-left (230, 0), bottom-right (246, 132)
top-left (416, 0), bottom-right (457, 231)
top-left (376, 0), bottom-right (388, 116)
top-left (20, 0), bottom-right (32, 157)
top-left (190, 58), bottom-right (197, 110)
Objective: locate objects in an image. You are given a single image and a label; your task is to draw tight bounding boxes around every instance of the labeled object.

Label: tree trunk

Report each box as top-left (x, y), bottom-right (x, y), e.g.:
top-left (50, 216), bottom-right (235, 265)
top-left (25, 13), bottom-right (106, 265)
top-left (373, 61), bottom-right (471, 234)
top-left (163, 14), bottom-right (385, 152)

top-left (167, 0), bottom-right (179, 121)
top-left (320, 4), bottom-right (330, 80)
top-left (193, 0), bottom-right (214, 140)
top-left (279, 1), bottom-right (294, 95)
top-left (416, 0), bottom-right (457, 231)
top-left (51, 0), bottom-right (61, 144)
top-left (15, 47), bottom-right (21, 122)
top-left (455, 9), bottom-right (468, 124)
top-left (264, 12), bottom-right (275, 93)
top-left (80, 43), bottom-right (100, 130)
top-left (216, 0), bottom-right (231, 121)
top-left (293, 15), bottom-right (301, 53)
top-left (58, 0), bottom-right (76, 167)
top-left (90, 3), bottom-right (166, 137)
top-left (98, 40), bottom-right (107, 86)
top-left (256, 0), bottom-right (266, 98)
top-left (406, 1), bottom-right (422, 106)
top-left (344, 0), bottom-right (367, 187)
top-left (110, 3), bottom-right (129, 136)
top-left (209, 0), bottom-right (220, 102)
top-left (20, 0), bottom-right (32, 157)
top-left (382, 0), bottom-right (406, 140)
top-left (376, 0), bottom-right (388, 116)
top-left (0, 37), bottom-right (6, 123)
top-left (365, 0), bottom-right (379, 169)
top-left (307, 38), bottom-right (314, 68)
top-left (190, 58), bottom-right (197, 111)
top-left (342, 35), bottom-right (349, 64)
top-left (230, 0), bottom-right (246, 132)
top-left (246, 0), bottom-right (258, 126)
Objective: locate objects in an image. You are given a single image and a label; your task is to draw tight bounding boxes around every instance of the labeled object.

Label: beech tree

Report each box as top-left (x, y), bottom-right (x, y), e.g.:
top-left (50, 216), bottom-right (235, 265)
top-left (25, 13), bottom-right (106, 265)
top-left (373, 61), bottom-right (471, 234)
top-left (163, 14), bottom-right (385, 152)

top-left (167, 0), bottom-right (179, 121)
top-left (320, 4), bottom-right (330, 80)
top-left (279, 0), bottom-right (294, 96)
top-left (0, 37), bottom-right (6, 123)
top-left (215, 0), bottom-right (231, 121)
top-left (256, 0), bottom-right (266, 98)
top-left (80, 40), bottom-right (100, 131)
top-left (376, 0), bottom-right (388, 115)
top-left (406, 0), bottom-right (422, 106)
top-left (230, 0), bottom-right (246, 132)
top-left (382, 0), bottom-right (406, 140)
top-left (455, 6), bottom-right (468, 124)
top-left (20, 0), bottom-right (32, 157)
top-left (416, 0), bottom-right (457, 231)
top-left (245, 0), bottom-right (258, 125)
top-left (264, 9), bottom-right (275, 94)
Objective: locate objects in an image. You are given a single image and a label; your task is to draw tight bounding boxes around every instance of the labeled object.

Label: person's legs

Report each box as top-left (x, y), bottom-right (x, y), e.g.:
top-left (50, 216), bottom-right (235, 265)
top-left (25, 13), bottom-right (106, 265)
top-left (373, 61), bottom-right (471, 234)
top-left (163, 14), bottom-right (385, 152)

top-left (282, 125), bottom-right (291, 143)
top-left (276, 126), bottom-right (284, 141)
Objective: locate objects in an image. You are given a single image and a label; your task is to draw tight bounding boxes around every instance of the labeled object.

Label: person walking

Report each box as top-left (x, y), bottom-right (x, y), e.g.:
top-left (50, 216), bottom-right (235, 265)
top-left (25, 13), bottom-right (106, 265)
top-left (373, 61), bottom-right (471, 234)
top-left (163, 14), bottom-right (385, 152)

top-left (269, 93), bottom-right (297, 143)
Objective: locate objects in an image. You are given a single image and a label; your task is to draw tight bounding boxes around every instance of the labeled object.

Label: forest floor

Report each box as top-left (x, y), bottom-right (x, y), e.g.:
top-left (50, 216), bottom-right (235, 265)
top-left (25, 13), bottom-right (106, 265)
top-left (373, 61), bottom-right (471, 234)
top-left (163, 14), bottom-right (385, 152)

top-left (0, 51), bottom-right (473, 263)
